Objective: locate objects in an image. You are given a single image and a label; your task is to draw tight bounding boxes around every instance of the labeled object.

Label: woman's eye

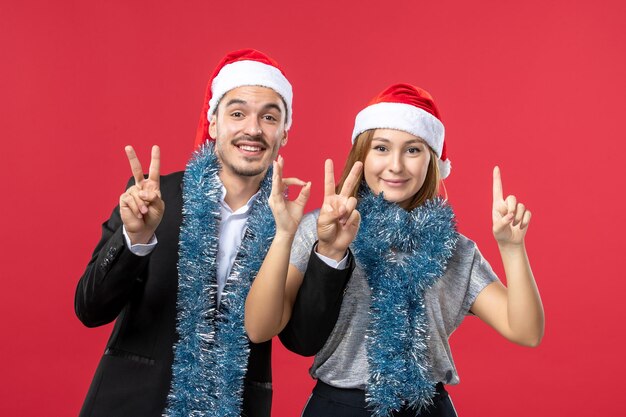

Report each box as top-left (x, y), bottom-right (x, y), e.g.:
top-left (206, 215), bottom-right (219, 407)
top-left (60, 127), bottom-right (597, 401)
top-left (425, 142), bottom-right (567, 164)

top-left (407, 147), bottom-right (422, 154)
top-left (373, 145), bottom-right (387, 152)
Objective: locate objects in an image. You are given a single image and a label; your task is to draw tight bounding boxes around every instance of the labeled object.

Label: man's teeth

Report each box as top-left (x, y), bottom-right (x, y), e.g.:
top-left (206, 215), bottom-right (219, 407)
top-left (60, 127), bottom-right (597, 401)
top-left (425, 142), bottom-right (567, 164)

top-left (238, 145), bottom-right (262, 152)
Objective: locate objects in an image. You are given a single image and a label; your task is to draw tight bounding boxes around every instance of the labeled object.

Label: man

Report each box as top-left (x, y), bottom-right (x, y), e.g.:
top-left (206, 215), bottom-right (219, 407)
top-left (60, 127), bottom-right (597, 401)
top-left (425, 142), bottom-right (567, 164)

top-left (75, 49), bottom-right (305, 417)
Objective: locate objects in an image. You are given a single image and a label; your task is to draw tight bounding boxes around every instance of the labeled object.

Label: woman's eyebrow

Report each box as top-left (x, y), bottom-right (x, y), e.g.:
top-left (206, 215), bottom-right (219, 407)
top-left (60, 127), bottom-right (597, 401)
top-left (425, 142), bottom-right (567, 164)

top-left (371, 137), bottom-right (425, 144)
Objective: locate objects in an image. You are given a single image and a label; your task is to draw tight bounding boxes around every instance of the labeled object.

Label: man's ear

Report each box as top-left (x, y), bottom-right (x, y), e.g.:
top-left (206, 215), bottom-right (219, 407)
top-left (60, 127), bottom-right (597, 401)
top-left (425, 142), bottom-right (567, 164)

top-left (208, 114), bottom-right (217, 139)
top-left (281, 130), bottom-right (288, 147)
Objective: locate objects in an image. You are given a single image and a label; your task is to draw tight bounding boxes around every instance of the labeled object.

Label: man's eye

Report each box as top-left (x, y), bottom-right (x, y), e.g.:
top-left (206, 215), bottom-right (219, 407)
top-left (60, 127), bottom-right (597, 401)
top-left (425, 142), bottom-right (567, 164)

top-left (263, 115), bottom-right (277, 122)
top-left (231, 111), bottom-right (244, 118)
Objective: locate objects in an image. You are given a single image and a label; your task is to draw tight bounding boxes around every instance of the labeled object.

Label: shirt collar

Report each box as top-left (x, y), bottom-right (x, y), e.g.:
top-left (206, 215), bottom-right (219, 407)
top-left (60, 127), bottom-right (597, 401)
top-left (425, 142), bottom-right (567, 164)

top-left (218, 177), bottom-right (260, 215)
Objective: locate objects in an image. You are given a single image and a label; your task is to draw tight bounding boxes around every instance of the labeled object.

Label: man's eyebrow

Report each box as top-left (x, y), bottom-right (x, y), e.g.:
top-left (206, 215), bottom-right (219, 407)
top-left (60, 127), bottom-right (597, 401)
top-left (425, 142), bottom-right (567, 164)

top-left (262, 103), bottom-right (283, 113)
top-left (224, 98), bottom-right (247, 107)
top-left (223, 100), bottom-right (283, 114)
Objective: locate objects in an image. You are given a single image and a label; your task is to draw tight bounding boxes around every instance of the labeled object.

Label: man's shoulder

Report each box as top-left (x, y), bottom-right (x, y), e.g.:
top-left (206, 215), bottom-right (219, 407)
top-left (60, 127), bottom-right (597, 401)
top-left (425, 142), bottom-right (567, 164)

top-left (156, 171), bottom-right (184, 203)
top-left (162, 170), bottom-right (184, 180)
top-left (125, 171), bottom-right (184, 190)
top-left (160, 171), bottom-right (184, 187)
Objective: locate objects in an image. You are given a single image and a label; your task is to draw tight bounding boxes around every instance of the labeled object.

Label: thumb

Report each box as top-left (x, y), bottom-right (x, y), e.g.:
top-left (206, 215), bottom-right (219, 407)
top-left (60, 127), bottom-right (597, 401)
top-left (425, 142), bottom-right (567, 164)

top-left (347, 209), bottom-right (361, 228)
top-left (493, 212), bottom-right (514, 233)
top-left (294, 182), bottom-right (312, 207)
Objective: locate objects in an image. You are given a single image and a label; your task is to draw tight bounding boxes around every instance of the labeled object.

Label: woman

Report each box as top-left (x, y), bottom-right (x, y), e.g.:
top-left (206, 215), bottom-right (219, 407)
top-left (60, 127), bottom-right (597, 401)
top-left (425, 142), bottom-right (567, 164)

top-left (245, 83), bottom-right (544, 416)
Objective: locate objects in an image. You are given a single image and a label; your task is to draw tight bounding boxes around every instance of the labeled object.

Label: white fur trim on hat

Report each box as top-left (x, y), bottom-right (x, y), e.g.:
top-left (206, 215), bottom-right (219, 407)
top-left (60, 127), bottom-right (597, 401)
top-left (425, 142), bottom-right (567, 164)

top-left (438, 159), bottom-right (451, 179)
top-left (352, 102), bottom-right (445, 157)
top-left (207, 60), bottom-right (293, 129)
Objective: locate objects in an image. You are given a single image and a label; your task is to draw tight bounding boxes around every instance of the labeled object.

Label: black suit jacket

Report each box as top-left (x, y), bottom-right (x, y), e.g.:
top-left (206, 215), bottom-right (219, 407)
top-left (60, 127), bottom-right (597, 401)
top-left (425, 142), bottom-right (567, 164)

top-left (279, 245), bottom-right (355, 356)
top-left (75, 172), bottom-right (272, 417)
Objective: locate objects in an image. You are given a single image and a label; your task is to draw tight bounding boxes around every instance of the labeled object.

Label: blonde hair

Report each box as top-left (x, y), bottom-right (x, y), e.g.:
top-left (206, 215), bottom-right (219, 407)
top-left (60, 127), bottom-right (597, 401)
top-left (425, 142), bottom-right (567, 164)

top-left (336, 130), bottom-right (441, 211)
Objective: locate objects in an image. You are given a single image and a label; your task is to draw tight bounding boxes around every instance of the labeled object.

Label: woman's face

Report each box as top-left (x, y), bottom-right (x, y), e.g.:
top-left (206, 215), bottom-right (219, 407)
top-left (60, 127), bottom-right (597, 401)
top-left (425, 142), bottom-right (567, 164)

top-left (363, 129), bottom-right (431, 209)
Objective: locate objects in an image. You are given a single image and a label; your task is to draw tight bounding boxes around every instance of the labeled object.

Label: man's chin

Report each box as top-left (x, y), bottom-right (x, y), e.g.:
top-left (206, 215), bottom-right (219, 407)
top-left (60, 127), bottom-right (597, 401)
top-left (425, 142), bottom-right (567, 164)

top-left (234, 168), bottom-right (266, 177)
top-left (228, 162), bottom-right (268, 178)
top-left (216, 151), bottom-right (270, 178)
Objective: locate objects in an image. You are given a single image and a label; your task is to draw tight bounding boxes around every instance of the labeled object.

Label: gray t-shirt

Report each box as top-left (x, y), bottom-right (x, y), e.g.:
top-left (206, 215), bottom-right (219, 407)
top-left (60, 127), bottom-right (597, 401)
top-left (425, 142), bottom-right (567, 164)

top-left (289, 210), bottom-right (498, 388)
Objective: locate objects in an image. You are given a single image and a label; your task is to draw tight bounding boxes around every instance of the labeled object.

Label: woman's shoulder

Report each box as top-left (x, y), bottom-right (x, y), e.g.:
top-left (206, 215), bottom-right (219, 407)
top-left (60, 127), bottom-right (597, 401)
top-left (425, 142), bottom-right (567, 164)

top-left (454, 233), bottom-right (478, 254)
top-left (299, 209), bottom-right (321, 230)
top-left (290, 209), bottom-right (322, 271)
top-left (445, 233), bottom-right (497, 284)
top-left (292, 209), bottom-right (321, 246)
top-left (445, 233), bottom-right (481, 270)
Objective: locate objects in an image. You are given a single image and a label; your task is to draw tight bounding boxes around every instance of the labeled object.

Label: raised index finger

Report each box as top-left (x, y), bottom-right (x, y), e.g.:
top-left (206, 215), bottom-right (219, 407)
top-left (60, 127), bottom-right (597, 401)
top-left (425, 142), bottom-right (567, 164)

top-left (339, 161), bottom-right (363, 197)
top-left (148, 145), bottom-right (161, 185)
top-left (125, 146), bottom-right (145, 185)
top-left (324, 159), bottom-right (336, 197)
top-left (493, 166), bottom-right (504, 203)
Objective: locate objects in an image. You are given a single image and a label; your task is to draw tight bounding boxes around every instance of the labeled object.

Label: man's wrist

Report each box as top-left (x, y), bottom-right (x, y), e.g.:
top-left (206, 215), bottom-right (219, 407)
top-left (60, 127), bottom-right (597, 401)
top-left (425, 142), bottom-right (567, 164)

top-left (122, 226), bottom-right (157, 256)
top-left (314, 244), bottom-right (349, 270)
top-left (127, 232), bottom-right (153, 245)
top-left (316, 242), bottom-right (346, 262)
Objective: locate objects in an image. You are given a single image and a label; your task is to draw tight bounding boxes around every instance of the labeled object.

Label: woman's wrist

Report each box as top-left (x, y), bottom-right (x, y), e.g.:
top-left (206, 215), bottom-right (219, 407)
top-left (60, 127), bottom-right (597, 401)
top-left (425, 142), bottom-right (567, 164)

top-left (273, 231), bottom-right (296, 244)
top-left (497, 240), bottom-right (526, 257)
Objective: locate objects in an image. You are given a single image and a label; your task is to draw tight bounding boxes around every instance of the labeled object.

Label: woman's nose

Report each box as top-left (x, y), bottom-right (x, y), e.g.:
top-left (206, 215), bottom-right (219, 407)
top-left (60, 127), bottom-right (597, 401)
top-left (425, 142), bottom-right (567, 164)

top-left (388, 153), bottom-right (403, 173)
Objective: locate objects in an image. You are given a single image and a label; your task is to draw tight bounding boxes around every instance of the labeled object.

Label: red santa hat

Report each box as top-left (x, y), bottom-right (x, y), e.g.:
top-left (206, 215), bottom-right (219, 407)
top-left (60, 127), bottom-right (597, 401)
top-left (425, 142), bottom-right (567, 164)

top-left (194, 49), bottom-right (293, 148)
top-left (352, 83), bottom-right (451, 178)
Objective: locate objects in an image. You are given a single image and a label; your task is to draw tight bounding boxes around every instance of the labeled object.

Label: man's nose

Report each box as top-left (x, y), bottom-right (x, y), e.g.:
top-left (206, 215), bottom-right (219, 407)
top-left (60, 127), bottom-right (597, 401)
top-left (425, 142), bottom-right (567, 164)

top-left (243, 117), bottom-right (262, 137)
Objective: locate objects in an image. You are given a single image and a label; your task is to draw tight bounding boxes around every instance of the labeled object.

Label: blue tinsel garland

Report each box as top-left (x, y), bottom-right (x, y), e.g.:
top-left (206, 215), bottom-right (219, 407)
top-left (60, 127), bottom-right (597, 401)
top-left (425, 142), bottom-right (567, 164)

top-left (164, 142), bottom-right (275, 417)
top-left (353, 189), bottom-right (458, 417)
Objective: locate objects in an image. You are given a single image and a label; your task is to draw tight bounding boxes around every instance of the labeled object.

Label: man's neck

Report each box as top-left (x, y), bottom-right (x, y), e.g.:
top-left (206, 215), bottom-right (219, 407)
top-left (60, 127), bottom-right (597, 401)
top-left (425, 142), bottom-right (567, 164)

top-left (218, 170), bottom-right (265, 211)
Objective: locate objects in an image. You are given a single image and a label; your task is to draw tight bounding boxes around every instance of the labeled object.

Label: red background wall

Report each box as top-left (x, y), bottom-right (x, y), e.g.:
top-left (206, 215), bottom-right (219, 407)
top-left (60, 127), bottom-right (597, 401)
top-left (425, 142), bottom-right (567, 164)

top-left (1, 0), bottom-right (625, 415)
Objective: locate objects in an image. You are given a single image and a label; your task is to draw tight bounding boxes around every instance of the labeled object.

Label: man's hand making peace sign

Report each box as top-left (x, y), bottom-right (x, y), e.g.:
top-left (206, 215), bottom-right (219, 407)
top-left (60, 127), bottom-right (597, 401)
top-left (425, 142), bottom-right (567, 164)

top-left (119, 145), bottom-right (165, 245)
top-left (316, 159), bottom-right (363, 261)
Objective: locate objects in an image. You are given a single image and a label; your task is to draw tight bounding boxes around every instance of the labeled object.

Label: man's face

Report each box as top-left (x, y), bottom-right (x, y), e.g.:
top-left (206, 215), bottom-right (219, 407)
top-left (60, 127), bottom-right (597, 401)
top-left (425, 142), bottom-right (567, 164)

top-left (209, 86), bottom-right (288, 180)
